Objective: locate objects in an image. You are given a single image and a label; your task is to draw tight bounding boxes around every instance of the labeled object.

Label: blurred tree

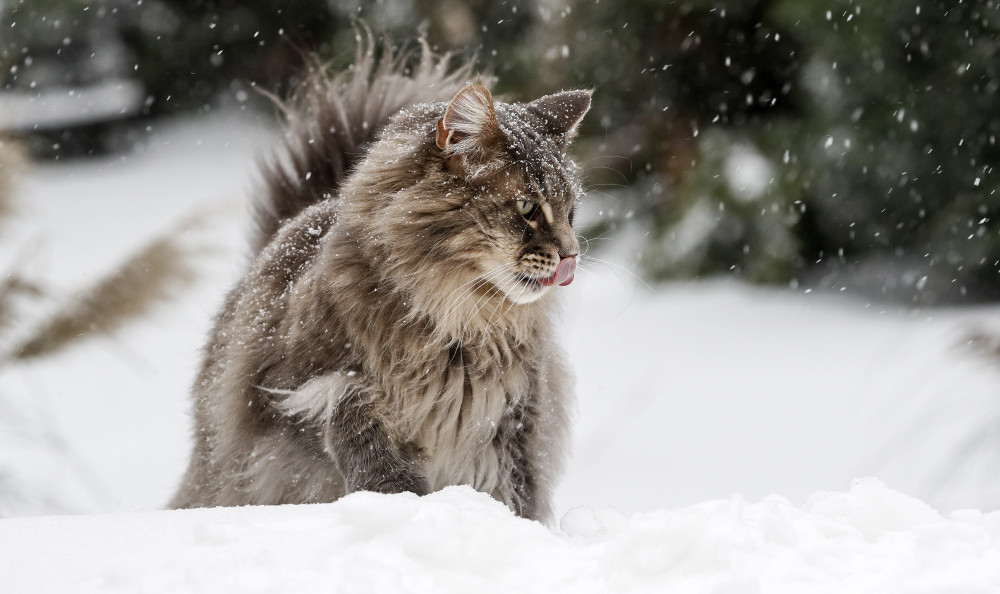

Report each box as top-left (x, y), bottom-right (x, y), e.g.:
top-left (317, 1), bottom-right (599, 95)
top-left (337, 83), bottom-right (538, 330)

top-left (4, 0), bottom-right (1000, 301)
top-left (122, 0), bottom-right (340, 114)
top-left (538, 0), bottom-right (804, 283)
top-left (1, 0), bottom-right (343, 156)
top-left (763, 0), bottom-right (1000, 301)
top-left (555, 0), bottom-right (1000, 301)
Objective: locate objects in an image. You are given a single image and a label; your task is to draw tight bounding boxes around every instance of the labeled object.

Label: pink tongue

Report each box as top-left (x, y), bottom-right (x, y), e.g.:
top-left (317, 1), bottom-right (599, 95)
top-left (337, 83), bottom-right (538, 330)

top-left (540, 256), bottom-right (577, 287)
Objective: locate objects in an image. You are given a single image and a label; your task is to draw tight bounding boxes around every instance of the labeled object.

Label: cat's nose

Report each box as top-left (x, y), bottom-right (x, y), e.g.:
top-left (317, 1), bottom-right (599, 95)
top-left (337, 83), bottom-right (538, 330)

top-left (557, 235), bottom-right (579, 258)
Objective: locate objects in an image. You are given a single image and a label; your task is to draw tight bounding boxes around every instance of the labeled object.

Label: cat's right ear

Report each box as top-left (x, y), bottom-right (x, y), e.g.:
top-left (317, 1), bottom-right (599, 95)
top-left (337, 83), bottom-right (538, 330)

top-left (436, 83), bottom-right (500, 164)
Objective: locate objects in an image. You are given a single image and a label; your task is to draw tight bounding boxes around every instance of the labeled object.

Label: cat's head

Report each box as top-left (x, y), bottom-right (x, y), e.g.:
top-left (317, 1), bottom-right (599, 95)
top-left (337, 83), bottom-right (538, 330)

top-left (348, 81), bottom-right (591, 330)
top-left (430, 83), bottom-right (591, 306)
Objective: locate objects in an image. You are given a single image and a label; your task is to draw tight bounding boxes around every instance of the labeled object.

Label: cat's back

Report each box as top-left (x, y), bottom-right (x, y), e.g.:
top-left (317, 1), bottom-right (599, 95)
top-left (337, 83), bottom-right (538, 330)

top-left (205, 199), bottom-right (343, 393)
top-left (171, 200), bottom-right (345, 508)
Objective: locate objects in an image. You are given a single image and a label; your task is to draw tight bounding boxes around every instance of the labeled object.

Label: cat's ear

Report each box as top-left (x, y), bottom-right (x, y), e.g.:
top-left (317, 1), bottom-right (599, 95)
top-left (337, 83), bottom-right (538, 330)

top-left (527, 90), bottom-right (592, 138)
top-left (436, 82), bottom-right (499, 154)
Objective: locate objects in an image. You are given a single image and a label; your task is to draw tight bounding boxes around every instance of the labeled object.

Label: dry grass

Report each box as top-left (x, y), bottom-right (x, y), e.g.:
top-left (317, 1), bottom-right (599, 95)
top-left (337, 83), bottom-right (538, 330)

top-left (0, 275), bottom-right (42, 335)
top-left (11, 228), bottom-right (197, 360)
top-left (0, 133), bottom-right (36, 347)
top-left (0, 135), bottom-right (201, 361)
top-left (0, 134), bottom-right (26, 218)
top-left (0, 147), bottom-right (201, 513)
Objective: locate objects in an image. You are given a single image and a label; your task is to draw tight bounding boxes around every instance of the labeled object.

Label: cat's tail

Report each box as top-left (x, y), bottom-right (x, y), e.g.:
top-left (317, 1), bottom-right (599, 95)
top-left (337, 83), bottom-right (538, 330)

top-left (252, 35), bottom-right (477, 254)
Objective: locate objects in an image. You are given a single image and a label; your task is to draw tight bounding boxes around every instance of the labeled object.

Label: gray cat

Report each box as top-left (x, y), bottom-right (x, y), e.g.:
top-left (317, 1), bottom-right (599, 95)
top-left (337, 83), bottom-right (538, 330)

top-left (170, 43), bottom-right (591, 523)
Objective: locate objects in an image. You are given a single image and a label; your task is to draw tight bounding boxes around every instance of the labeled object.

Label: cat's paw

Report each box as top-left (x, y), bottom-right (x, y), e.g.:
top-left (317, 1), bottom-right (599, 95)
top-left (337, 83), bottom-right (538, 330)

top-left (357, 472), bottom-right (430, 497)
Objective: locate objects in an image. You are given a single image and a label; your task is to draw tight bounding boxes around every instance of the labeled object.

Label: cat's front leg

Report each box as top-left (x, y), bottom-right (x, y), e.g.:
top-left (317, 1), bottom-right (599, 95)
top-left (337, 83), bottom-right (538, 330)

top-left (325, 393), bottom-right (429, 496)
top-left (495, 402), bottom-right (542, 521)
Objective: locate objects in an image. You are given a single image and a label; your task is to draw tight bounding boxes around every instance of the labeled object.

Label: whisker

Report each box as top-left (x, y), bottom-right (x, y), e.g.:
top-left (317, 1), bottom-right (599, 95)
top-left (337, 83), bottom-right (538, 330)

top-left (407, 236), bottom-right (450, 276)
top-left (579, 234), bottom-right (615, 243)
top-left (580, 255), bottom-right (652, 291)
top-left (438, 269), bottom-right (505, 324)
top-left (588, 182), bottom-right (631, 190)
top-left (440, 263), bottom-right (516, 324)
top-left (483, 273), bottom-right (521, 332)
top-left (580, 161), bottom-right (632, 187)
top-left (584, 188), bottom-right (627, 201)
top-left (441, 276), bottom-right (506, 325)
top-left (461, 274), bottom-right (514, 339)
top-left (438, 262), bottom-right (514, 305)
top-left (465, 212), bottom-right (503, 252)
top-left (577, 232), bottom-right (619, 258)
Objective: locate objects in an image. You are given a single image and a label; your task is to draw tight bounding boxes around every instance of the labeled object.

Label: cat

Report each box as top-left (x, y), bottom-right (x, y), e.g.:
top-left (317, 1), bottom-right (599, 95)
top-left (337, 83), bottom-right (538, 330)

top-left (169, 42), bottom-right (591, 523)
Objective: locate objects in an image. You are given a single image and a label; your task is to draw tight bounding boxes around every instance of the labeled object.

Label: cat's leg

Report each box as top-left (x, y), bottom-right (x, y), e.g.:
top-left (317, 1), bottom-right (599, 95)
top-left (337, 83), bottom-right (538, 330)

top-left (325, 393), bottom-right (429, 496)
top-left (496, 360), bottom-right (572, 523)
top-left (494, 401), bottom-right (543, 521)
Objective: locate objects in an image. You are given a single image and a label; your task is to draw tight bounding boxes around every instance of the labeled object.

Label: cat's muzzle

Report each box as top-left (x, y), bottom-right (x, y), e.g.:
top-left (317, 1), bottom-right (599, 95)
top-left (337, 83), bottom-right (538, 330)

top-left (538, 255), bottom-right (578, 287)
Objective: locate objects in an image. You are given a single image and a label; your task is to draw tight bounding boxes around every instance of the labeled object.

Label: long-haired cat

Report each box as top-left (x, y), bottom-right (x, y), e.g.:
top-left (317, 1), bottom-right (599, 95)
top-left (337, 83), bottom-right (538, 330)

top-left (170, 42), bottom-right (591, 523)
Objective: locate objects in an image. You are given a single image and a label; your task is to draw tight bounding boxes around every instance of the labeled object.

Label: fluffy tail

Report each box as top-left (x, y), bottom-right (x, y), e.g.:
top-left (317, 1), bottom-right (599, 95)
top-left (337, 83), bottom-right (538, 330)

top-left (253, 38), bottom-right (477, 254)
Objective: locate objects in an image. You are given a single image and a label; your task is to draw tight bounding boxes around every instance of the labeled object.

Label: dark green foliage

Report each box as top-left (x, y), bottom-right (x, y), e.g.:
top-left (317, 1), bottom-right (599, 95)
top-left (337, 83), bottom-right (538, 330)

top-left (5, 0), bottom-right (1000, 300)
top-left (765, 0), bottom-right (1000, 297)
top-left (581, 0), bottom-right (1000, 298)
top-left (517, 0), bottom-right (1000, 299)
top-left (122, 0), bottom-right (341, 115)
top-left (563, 0), bottom-right (804, 283)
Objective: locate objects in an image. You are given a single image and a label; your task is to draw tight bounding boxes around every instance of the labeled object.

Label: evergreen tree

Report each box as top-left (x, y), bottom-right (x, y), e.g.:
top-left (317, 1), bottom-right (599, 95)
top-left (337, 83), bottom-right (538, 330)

top-left (5, 0), bottom-right (1000, 302)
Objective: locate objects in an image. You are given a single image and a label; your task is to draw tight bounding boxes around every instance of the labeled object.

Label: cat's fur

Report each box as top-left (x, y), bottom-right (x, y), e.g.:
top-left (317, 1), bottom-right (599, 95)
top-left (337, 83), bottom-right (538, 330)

top-left (170, 42), bottom-right (591, 523)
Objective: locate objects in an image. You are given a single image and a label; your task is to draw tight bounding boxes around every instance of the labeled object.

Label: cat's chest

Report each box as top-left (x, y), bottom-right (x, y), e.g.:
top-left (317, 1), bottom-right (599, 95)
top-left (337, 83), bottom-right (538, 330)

top-left (404, 346), bottom-right (534, 490)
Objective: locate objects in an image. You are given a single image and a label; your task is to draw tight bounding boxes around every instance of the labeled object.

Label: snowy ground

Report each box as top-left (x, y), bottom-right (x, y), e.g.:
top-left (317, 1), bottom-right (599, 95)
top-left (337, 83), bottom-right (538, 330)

top-left (2, 113), bottom-right (1000, 590)
top-left (560, 277), bottom-right (1000, 514)
top-left (2, 480), bottom-right (999, 592)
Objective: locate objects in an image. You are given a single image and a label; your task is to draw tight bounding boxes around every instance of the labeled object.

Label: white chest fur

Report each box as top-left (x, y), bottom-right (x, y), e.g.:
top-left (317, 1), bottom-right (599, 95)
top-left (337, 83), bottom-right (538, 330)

top-left (414, 361), bottom-right (513, 492)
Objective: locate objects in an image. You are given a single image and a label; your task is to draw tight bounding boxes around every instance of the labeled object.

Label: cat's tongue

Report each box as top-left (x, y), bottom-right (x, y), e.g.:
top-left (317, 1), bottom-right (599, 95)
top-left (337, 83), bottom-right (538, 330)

top-left (539, 256), bottom-right (577, 287)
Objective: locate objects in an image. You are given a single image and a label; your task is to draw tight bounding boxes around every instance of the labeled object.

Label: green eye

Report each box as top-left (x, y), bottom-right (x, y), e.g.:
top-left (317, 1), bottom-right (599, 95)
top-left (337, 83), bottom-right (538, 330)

top-left (516, 199), bottom-right (536, 217)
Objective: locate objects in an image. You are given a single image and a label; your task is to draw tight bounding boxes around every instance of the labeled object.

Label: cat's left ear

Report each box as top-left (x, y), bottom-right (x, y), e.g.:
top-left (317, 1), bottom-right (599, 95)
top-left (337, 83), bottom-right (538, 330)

top-left (436, 82), bottom-right (500, 155)
top-left (527, 90), bottom-right (592, 139)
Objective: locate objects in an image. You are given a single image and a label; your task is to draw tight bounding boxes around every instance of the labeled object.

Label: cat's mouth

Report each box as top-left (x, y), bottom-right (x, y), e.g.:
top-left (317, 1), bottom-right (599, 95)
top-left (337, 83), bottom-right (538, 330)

top-left (515, 274), bottom-right (543, 290)
top-left (541, 256), bottom-right (577, 287)
top-left (516, 256), bottom-right (577, 289)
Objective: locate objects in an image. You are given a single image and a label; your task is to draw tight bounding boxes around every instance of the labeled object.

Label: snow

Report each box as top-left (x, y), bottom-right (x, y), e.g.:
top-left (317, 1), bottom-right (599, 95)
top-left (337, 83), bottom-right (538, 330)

top-left (1, 480), bottom-right (998, 592)
top-left (558, 278), bottom-right (1000, 513)
top-left (2, 112), bottom-right (1000, 590)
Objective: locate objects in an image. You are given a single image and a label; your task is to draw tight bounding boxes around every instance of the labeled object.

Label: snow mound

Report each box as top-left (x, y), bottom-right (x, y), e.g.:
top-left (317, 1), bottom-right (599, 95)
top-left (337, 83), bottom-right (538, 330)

top-left (2, 478), bottom-right (998, 593)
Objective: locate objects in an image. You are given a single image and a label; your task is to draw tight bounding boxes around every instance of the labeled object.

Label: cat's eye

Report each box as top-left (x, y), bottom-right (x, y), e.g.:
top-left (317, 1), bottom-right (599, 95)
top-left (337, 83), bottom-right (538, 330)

top-left (516, 199), bottom-right (537, 218)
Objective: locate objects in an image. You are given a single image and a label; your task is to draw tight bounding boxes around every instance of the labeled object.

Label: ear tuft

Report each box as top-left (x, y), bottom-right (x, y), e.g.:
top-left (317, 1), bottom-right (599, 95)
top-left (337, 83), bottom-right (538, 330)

top-left (527, 90), bottom-right (592, 138)
top-left (436, 82), bottom-right (498, 151)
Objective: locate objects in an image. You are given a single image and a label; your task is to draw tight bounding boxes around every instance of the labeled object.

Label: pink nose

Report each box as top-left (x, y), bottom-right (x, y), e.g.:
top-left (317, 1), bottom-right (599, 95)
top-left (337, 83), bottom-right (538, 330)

top-left (553, 255), bottom-right (577, 286)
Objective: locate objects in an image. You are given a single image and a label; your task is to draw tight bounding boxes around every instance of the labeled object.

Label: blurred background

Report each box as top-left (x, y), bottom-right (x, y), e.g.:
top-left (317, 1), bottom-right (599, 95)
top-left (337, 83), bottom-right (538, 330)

top-left (2, 0), bottom-right (1000, 517)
